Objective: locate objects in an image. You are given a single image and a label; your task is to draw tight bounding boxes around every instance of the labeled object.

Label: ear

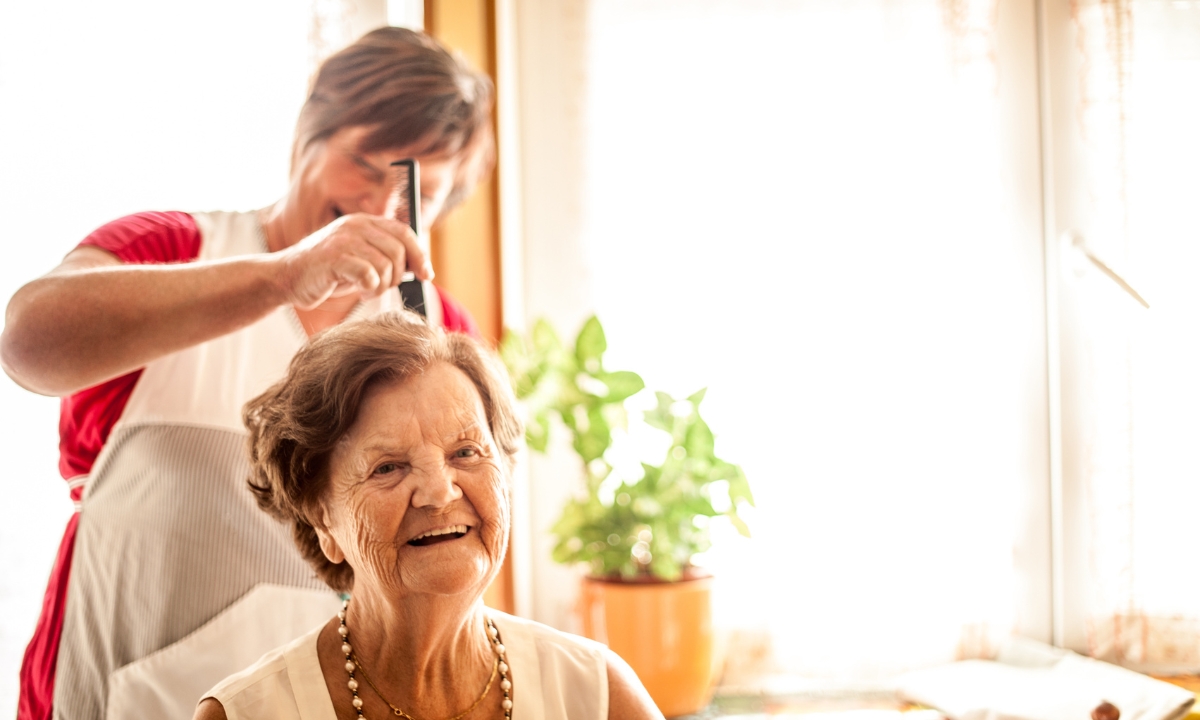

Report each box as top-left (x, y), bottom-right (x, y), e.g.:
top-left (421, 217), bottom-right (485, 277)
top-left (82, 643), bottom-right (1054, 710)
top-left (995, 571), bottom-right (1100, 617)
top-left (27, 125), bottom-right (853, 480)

top-left (311, 503), bottom-right (346, 565)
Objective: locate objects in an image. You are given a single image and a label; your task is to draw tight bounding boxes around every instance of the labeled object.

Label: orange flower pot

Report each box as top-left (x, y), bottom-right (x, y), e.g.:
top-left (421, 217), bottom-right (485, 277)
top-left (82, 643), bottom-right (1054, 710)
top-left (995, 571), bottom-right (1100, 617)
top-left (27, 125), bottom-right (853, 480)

top-left (579, 575), bottom-right (715, 717)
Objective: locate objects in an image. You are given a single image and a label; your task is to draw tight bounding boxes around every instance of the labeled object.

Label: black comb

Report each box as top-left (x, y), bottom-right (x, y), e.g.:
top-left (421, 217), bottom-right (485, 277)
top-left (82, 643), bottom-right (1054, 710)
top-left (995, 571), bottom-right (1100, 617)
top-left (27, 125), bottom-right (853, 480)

top-left (388, 159), bottom-right (426, 317)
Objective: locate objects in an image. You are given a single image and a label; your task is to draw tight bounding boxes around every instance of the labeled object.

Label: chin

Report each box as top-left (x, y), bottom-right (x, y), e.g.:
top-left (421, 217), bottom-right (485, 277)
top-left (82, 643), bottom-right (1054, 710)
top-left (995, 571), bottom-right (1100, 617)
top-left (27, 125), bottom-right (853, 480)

top-left (398, 555), bottom-right (493, 597)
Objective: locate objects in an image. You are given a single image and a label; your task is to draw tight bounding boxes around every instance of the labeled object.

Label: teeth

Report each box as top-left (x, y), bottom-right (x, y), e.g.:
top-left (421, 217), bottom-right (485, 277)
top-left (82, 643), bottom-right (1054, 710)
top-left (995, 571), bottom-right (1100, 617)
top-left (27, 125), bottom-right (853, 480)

top-left (413, 524), bottom-right (468, 541)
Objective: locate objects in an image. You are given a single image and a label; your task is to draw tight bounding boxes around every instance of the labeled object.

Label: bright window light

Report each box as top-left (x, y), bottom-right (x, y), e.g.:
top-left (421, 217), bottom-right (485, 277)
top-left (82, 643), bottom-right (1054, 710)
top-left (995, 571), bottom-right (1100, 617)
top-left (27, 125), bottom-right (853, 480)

top-left (579, 0), bottom-right (1046, 678)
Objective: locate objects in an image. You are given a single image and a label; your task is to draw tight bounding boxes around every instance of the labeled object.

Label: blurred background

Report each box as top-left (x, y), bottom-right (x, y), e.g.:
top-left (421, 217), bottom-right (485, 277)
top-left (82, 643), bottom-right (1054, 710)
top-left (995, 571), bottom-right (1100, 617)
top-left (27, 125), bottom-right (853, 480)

top-left (3, 0), bottom-right (1200, 715)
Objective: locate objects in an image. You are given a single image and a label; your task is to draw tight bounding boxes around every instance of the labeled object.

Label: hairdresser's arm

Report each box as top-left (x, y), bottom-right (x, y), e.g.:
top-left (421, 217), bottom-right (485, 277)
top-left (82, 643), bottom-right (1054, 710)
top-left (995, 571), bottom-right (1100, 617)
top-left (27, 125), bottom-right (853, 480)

top-left (0, 214), bottom-right (429, 397)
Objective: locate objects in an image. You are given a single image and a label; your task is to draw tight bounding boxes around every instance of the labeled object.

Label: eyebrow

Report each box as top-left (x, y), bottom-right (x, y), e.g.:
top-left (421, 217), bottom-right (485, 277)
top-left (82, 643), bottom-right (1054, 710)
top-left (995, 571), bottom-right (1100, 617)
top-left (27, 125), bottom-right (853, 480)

top-left (348, 151), bottom-right (386, 182)
top-left (356, 424), bottom-right (487, 457)
top-left (359, 443), bottom-right (409, 457)
top-left (447, 422), bottom-right (486, 443)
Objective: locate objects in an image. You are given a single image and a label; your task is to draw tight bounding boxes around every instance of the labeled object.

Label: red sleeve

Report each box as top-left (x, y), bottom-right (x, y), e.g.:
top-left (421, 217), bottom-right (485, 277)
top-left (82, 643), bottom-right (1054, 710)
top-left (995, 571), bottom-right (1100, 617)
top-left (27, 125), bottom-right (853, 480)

top-left (437, 286), bottom-right (482, 340)
top-left (58, 373), bottom-right (142, 481)
top-left (78, 211), bottom-right (200, 264)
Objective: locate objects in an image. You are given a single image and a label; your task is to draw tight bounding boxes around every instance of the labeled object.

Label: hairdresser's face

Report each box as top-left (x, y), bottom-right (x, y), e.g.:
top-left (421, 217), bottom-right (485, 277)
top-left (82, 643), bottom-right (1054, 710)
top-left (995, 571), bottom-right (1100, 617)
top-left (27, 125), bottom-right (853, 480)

top-left (294, 125), bottom-right (460, 237)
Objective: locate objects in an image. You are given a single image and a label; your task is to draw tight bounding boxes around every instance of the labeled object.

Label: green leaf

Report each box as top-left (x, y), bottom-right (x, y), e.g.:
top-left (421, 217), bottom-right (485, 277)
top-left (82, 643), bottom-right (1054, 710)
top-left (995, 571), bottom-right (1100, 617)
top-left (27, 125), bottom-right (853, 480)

top-left (631, 496), bottom-right (663, 519)
top-left (727, 468), bottom-right (755, 506)
top-left (499, 329), bottom-right (548, 400)
top-left (573, 407), bottom-right (611, 463)
top-left (585, 459), bottom-right (613, 487)
top-left (575, 316), bottom-right (607, 368)
top-left (574, 372), bottom-right (610, 398)
top-left (599, 370), bottom-right (644, 402)
top-left (532, 319), bottom-right (562, 355)
top-left (525, 412), bottom-right (550, 453)
top-left (550, 499), bottom-right (586, 533)
top-left (639, 463), bottom-right (662, 490)
top-left (685, 417), bottom-right (715, 458)
top-left (707, 461), bottom-right (740, 481)
top-left (498, 328), bottom-right (525, 365)
top-left (649, 553), bottom-right (683, 581)
top-left (599, 402), bottom-right (629, 433)
top-left (727, 510), bottom-right (752, 538)
top-left (681, 494), bottom-right (718, 518)
top-left (644, 391), bottom-right (676, 432)
top-left (509, 370), bottom-right (537, 400)
top-left (507, 317), bottom-right (754, 580)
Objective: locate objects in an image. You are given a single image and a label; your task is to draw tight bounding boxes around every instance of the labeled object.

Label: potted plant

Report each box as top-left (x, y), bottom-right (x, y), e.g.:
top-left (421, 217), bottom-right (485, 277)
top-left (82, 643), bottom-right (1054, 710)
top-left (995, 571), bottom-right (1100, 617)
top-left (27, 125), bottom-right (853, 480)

top-left (501, 316), bottom-right (753, 717)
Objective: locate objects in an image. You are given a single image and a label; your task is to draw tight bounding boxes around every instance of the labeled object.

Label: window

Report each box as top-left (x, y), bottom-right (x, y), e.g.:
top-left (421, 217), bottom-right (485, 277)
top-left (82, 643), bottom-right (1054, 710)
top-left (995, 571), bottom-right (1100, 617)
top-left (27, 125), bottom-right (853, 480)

top-left (513, 0), bottom-right (1200, 684)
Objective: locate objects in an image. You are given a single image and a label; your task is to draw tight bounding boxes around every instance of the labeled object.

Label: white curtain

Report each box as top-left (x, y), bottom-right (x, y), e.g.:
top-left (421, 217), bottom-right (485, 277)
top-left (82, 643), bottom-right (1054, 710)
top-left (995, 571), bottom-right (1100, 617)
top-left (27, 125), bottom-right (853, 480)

top-left (517, 0), bottom-right (1053, 681)
top-left (1058, 0), bottom-right (1200, 673)
top-left (504, 0), bottom-right (1200, 686)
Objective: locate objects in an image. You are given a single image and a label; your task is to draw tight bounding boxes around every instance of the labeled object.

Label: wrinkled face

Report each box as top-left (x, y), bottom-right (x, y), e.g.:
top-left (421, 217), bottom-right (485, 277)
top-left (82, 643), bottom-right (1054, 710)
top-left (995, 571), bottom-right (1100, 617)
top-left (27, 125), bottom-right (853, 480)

top-left (316, 362), bottom-right (510, 598)
top-left (293, 125), bottom-right (463, 237)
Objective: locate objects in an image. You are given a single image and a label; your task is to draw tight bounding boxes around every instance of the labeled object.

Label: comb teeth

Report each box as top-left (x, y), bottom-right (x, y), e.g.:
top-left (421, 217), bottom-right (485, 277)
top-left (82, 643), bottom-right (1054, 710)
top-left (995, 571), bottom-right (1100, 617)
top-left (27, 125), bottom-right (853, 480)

top-left (387, 159), bottom-right (419, 232)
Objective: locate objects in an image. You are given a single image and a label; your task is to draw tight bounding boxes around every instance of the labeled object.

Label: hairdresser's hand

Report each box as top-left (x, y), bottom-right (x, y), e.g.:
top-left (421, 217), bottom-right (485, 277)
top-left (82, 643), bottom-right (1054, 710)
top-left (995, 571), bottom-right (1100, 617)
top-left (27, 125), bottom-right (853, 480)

top-left (274, 213), bottom-right (433, 310)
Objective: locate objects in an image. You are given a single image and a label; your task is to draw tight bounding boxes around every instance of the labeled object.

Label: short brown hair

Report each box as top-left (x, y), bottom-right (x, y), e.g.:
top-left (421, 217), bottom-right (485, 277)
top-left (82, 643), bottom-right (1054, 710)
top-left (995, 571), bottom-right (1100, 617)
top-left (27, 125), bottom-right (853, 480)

top-left (294, 26), bottom-right (495, 211)
top-left (243, 312), bottom-right (521, 591)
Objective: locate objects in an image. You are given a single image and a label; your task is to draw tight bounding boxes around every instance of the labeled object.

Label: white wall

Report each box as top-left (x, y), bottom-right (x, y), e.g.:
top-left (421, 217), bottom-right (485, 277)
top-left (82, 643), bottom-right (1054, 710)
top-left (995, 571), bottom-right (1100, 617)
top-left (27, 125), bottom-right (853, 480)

top-left (0, 2), bottom-right (313, 713)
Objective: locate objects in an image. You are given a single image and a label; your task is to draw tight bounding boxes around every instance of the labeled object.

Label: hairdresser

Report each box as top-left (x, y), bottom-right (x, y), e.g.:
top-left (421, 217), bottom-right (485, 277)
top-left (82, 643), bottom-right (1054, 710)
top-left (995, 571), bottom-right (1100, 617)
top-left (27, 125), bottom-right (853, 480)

top-left (0, 27), bottom-right (492, 720)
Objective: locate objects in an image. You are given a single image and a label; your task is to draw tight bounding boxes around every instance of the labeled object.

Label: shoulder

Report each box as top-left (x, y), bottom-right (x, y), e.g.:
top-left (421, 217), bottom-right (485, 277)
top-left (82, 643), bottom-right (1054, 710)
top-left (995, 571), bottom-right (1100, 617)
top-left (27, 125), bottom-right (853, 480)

top-left (490, 613), bottom-right (663, 720)
top-left (201, 626), bottom-right (322, 720)
top-left (493, 610), bottom-right (608, 666)
top-left (491, 612), bottom-right (609, 718)
top-left (79, 211), bottom-right (201, 264)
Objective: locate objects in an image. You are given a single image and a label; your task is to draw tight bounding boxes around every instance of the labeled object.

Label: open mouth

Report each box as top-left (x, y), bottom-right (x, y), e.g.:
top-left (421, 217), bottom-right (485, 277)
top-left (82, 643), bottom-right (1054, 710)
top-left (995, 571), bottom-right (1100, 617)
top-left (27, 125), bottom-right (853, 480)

top-left (407, 524), bottom-right (470, 547)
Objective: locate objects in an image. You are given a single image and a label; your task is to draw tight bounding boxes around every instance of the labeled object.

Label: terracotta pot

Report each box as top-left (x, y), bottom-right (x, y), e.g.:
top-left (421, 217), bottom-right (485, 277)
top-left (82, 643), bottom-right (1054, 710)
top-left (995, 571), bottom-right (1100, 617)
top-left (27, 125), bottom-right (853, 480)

top-left (579, 574), bottom-right (715, 717)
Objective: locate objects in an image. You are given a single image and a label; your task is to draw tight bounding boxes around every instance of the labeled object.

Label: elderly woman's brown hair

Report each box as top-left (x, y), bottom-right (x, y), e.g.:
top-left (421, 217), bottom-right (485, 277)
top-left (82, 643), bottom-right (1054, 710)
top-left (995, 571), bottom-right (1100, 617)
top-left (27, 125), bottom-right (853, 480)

top-left (243, 312), bottom-right (521, 592)
top-left (293, 26), bottom-right (495, 212)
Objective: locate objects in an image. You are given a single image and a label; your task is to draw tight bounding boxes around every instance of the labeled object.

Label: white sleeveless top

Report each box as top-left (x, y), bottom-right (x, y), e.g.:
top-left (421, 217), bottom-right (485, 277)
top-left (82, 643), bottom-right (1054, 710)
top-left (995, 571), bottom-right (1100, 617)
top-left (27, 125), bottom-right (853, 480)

top-left (203, 612), bottom-right (609, 720)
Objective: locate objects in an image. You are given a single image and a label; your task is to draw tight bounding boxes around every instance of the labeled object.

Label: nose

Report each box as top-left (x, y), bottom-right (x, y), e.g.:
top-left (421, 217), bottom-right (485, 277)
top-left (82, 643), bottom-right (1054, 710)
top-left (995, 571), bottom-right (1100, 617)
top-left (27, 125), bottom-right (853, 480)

top-left (362, 184), bottom-right (391, 217)
top-left (409, 460), bottom-right (463, 509)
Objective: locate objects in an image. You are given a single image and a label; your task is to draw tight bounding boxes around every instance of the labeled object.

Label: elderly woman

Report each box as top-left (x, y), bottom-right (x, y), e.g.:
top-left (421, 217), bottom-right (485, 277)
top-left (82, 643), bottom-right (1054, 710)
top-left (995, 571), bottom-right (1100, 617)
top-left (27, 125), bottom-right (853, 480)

top-left (193, 313), bottom-right (662, 719)
top-left (3, 27), bottom-right (491, 720)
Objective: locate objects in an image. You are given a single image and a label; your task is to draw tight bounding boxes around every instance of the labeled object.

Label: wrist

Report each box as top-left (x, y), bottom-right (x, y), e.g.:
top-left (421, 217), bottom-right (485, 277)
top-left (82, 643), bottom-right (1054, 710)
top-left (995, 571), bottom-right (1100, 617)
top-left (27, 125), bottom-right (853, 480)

top-left (252, 251), bottom-right (298, 308)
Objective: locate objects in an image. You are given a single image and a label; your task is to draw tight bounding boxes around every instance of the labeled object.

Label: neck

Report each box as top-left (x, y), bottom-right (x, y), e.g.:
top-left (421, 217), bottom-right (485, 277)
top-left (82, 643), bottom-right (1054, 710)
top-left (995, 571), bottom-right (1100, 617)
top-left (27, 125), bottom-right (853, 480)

top-left (258, 197), bottom-right (308, 254)
top-left (346, 587), bottom-right (494, 710)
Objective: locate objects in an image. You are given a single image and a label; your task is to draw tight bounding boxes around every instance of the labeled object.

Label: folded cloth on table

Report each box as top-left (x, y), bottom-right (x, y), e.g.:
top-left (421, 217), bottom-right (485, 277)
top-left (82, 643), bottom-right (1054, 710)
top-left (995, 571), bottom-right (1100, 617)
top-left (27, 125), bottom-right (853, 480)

top-left (896, 637), bottom-right (1195, 720)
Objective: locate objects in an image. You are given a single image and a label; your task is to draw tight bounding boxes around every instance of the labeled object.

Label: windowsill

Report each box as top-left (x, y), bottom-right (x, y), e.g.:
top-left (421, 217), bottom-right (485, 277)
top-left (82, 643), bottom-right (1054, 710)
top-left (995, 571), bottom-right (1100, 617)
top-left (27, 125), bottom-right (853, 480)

top-left (676, 698), bottom-right (931, 720)
top-left (668, 673), bottom-right (1200, 719)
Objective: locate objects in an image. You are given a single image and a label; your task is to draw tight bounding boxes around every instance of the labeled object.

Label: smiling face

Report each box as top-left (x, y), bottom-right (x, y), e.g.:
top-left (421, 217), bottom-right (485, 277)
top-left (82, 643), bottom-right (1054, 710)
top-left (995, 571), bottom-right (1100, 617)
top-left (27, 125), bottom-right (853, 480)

top-left (291, 125), bottom-right (463, 238)
top-left (314, 362), bottom-right (510, 599)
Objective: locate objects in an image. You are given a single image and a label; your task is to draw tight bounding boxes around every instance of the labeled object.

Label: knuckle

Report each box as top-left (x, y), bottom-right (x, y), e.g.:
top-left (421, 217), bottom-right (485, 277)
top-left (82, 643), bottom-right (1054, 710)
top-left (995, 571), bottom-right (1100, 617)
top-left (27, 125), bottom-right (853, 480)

top-left (342, 214), bottom-right (370, 230)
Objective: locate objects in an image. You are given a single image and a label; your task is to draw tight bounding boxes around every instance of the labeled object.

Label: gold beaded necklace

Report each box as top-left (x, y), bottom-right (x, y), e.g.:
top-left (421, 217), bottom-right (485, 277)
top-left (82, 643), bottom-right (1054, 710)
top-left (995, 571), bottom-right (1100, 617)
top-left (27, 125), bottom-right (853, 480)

top-left (354, 652), bottom-right (497, 720)
top-left (338, 599), bottom-right (513, 720)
